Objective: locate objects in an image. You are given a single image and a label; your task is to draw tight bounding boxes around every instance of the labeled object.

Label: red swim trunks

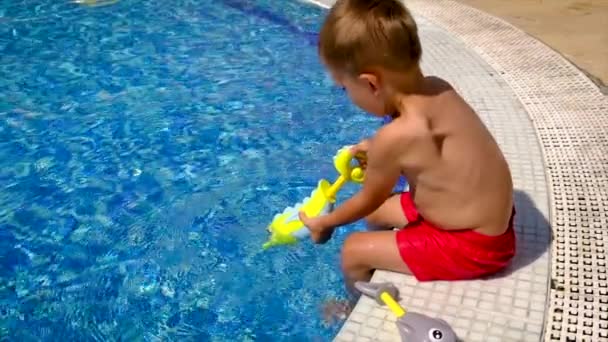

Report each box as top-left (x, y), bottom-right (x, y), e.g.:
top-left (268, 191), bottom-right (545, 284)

top-left (396, 192), bottom-right (516, 282)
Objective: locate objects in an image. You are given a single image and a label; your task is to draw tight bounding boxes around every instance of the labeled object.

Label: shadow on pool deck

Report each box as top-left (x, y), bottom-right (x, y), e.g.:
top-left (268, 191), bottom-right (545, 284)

top-left (490, 189), bottom-right (552, 278)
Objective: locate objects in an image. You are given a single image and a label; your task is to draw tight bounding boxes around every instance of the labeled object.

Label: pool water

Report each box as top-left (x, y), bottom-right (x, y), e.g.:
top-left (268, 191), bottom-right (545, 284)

top-left (0, 0), bottom-right (382, 340)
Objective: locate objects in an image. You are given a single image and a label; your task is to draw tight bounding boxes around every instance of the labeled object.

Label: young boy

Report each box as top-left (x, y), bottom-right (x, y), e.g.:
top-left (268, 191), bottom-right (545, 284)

top-left (299, 0), bottom-right (516, 295)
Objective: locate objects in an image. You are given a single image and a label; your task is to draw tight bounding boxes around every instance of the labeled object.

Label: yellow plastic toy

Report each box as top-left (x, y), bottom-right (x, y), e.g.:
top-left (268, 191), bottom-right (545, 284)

top-left (262, 146), bottom-right (365, 250)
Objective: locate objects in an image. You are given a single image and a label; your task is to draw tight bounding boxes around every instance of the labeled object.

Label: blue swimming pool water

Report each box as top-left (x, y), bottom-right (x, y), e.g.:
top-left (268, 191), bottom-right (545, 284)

top-left (0, 0), bottom-right (383, 340)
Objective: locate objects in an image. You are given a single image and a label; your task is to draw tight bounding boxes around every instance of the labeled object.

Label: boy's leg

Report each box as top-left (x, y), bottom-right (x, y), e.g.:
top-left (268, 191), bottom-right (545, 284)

top-left (341, 230), bottom-right (411, 295)
top-left (365, 193), bottom-right (408, 230)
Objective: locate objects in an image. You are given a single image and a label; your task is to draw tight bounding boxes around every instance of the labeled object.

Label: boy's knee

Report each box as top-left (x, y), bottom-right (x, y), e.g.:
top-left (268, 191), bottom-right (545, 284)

top-left (364, 195), bottom-right (406, 230)
top-left (365, 211), bottom-right (390, 231)
top-left (364, 211), bottom-right (381, 227)
top-left (341, 232), bottom-right (369, 270)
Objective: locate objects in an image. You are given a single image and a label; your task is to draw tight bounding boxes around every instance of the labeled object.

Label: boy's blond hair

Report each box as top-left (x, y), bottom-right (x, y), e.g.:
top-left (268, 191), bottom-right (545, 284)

top-left (319, 0), bottom-right (422, 76)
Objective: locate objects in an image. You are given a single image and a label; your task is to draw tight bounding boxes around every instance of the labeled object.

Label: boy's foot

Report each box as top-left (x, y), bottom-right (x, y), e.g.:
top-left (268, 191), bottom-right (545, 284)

top-left (321, 299), bottom-right (354, 326)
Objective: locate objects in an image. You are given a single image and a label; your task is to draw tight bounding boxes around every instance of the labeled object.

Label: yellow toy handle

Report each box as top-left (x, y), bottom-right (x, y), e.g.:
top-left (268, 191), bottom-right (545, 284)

top-left (325, 146), bottom-right (365, 200)
top-left (380, 291), bottom-right (406, 318)
top-left (325, 175), bottom-right (347, 200)
top-left (333, 146), bottom-right (365, 182)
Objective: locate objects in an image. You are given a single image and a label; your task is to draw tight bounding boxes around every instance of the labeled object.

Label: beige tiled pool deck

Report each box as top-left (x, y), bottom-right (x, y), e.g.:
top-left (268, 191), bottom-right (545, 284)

top-left (308, 0), bottom-right (607, 341)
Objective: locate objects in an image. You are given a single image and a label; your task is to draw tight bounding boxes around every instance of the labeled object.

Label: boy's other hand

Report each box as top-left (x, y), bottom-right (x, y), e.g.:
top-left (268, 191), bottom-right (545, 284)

top-left (299, 211), bottom-right (334, 244)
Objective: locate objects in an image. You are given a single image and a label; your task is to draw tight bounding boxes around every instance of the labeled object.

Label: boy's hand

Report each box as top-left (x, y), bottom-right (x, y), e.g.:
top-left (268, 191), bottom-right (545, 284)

top-left (299, 211), bottom-right (334, 244)
top-left (350, 139), bottom-right (370, 169)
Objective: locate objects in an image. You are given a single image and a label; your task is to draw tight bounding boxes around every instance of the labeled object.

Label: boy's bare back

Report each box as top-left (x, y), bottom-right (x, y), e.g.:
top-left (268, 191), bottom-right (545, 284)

top-left (373, 76), bottom-right (513, 236)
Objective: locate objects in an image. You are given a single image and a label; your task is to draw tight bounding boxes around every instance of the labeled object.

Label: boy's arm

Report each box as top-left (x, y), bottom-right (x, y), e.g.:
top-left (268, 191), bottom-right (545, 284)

top-left (316, 126), bottom-right (407, 229)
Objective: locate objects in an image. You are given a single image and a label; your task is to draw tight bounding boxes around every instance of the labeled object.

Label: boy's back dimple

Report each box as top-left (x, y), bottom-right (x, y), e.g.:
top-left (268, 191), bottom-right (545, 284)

top-left (396, 77), bottom-right (514, 236)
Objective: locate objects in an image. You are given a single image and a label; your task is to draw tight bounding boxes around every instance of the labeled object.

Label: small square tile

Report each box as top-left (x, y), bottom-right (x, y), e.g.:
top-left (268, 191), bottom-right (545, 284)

top-left (358, 303), bottom-right (373, 314)
top-left (454, 318), bottom-right (472, 329)
top-left (376, 331), bottom-right (399, 342)
top-left (488, 325), bottom-right (505, 336)
top-left (371, 309), bottom-right (386, 320)
top-left (461, 309), bottom-right (475, 319)
top-left (342, 322), bottom-right (361, 334)
top-left (512, 307), bottom-right (527, 317)
top-left (500, 287), bottom-right (515, 297)
top-left (431, 291), bottom-right (449, 302)
top-left (402, 277), bottom-right (417, 286)
top-left (434, 282), bottom-right (450, 293)
top-left (481, 292), bottom-right (497, 302)
top-left (515, 289), bottom-right (531, 300)
top-left (531, 294), bottom-right (546, 308)
top-left (428, 302), bottom-right (443, 312)
top-left (479, 300), bottom-right (495, 310)
top-left (492, 315), bottom-right (509, 326)
top-left (505, 329), bottom-right (524, 340)
top-left (522, 332), bottom-right (538, 342)
top-left (472, 321), bottom-right (488, 332)
top-left (350, 313), bottom-right (366, 323)
top-left (529, 310), bottom-right (544, 323)
top-left (451, 287), bottom-right (465, 296)
top-left (383, 321), bottom-right (395, 330)
top-left (414, 288), bottom-right (431, 298)
top-left (337, 332), bottom-right (355, 341)
top-left (469, 281), bottom-right (482, 290)
top-left (447, 295), bottom-right (462, 305)
top-left (497, 304), bottom-right (514, 314)
top-left (518, 272), bottom-right (533, 281)
top-left (526, 322), bottom-right (542, 334)
top-left (514, 299), bottom-right (529, 309)
top-left (360, 327), bottom-right (376, 338)
top-left (411, 298), bottom-right (425, 308)
top-left (509, 320), bottom-right (525, 330)
top-left (468, 332), bottom-right (485, 341)
top-left (484, 286), bottom-right (499, 294)
top-left (463, 298), bottom-right (478, 307)
top-left (367, 317), bottom-right (382, 328)
top-left (442, 305), bottom-right (458, 316)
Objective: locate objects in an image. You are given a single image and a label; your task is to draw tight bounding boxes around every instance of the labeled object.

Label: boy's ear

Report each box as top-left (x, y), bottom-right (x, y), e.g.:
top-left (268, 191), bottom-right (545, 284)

top-left (359, 73), bottom-right (381, 95)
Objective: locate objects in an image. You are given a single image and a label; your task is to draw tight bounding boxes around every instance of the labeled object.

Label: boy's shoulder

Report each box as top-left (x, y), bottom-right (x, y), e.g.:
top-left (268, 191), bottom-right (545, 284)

top-left (425, 75), bottom-right (454, 91)
top-left (417, 76), bottom-right (474, 121)
top-left (423, 76), bottom-right (459, 108)
top-left (371, 114), bottom-right (428, 153)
